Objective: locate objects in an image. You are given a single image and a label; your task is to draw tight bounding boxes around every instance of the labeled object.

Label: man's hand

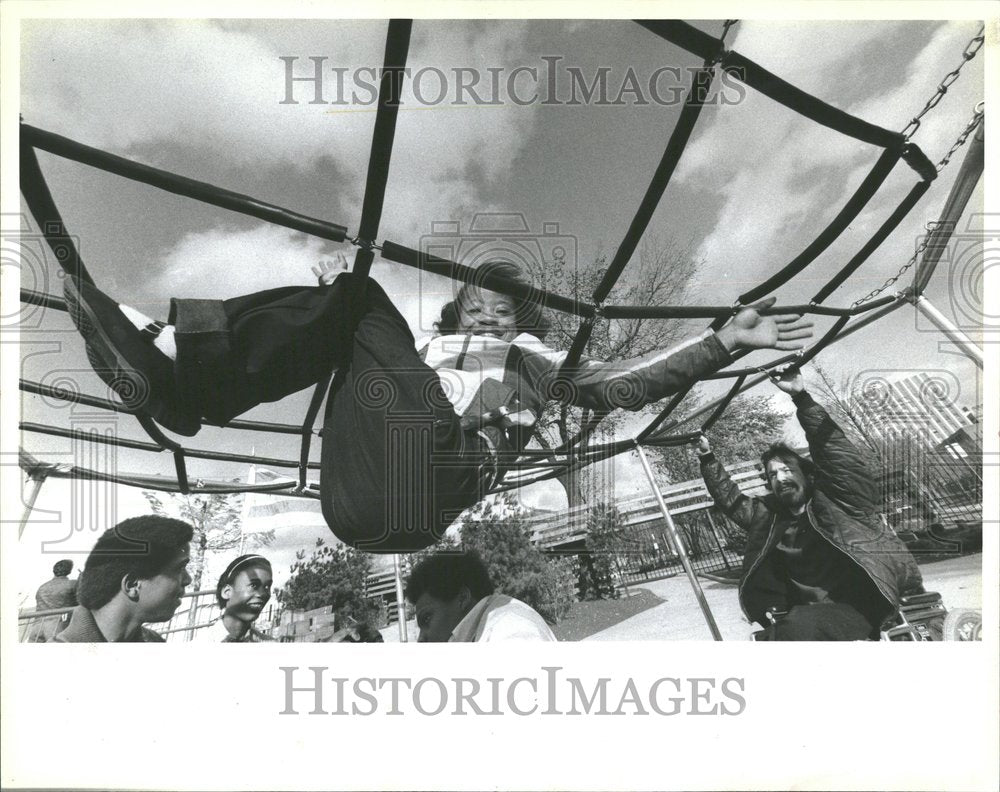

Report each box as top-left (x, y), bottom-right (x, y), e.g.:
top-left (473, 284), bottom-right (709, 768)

top-left (694, 432), bottom-right (712, 456)
top-left (770, 366), bottom-right (805, 395)
top-left (716, 296), bottom-right (814, 352)
top-left (312, 252), bottom-right (351, 285)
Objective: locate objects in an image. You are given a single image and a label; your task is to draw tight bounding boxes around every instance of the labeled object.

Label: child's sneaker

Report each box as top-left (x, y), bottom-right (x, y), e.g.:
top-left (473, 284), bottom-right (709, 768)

top-left (63, 276), bottom-right (201, 436)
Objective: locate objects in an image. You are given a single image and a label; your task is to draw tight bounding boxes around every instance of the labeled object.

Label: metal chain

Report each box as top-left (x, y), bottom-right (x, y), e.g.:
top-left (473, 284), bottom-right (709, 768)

top-left (936, 102), bottom-right (984, 171)
top-left (851, 237), bottom-right (930, 307)
top-left (901, 25), bottom-right (984, 140)
top-left (852, 103), bottom-right (984, 307)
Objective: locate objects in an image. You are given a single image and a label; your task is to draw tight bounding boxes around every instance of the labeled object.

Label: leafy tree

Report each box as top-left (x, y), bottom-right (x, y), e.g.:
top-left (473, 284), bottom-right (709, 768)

top-left (274, 539), bottom-right (378, 628)
top-left (654, 391), bottom-right (788, 484)
top-left (579, 502), bottom-right (627, 600)
top-left (458, 494), bottom-right (577, 623)
top-left (142, 490), bottom-right (274, 595)
top-left (809, 362), bottom-right (885, 461)
top-left (531, 236), bottom-right (702, 506)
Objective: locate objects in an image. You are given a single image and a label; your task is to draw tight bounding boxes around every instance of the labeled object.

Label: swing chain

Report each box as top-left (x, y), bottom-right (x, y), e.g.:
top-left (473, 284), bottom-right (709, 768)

top-left (853, 101), bottom-right (983, 308)
top-left (900, 25), bottom-right (985, 141)
top-left (936, 102), bottom-right (984, 171)
top-left (851, 224), bottom-right (941, 308)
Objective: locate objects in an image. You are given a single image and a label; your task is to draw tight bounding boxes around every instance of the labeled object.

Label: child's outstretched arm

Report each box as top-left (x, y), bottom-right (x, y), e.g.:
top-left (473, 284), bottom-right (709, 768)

top-left (714, 296), bottom-right (813, 354)
top-left (529, 296), bottom-right (814, 412)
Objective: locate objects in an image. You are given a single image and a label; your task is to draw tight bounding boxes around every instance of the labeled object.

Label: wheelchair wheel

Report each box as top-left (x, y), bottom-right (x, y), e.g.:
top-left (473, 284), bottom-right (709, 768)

top-left (943, 608), bottom-right (982, 641)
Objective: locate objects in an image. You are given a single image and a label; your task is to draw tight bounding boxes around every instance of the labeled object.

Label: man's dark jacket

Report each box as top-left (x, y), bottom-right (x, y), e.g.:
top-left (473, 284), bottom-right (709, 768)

top-left (700, 391), bottom-right (923, 630)
top-left (54, 606), bottom-right (165, 643)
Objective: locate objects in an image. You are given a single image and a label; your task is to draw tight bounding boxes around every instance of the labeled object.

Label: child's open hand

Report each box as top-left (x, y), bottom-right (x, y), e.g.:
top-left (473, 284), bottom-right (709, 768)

top-left (716, 296), bottom-right (814, 352)
top-left (312, 252), bottom-right (351, 285)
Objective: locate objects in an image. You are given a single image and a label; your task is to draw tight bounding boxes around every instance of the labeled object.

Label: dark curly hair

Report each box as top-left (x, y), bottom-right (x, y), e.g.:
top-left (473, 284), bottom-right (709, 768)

top-left (433, 261), bottom-right (551, 342)
top-left (53, 559), bottom-right (74, 577)
top-left (760, 443), bottom-right (816, 490)
top-left (77, 516), bottom-right (194, 610)
top-left (405, 550), bottom-right (495, 604)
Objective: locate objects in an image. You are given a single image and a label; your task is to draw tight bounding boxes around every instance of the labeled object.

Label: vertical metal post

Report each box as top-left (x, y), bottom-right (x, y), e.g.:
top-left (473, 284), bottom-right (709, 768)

top-left (393, 554), bottom-right (408, 642)
top-left (19, 474), bottom-right (47, 539)
top-left (635, 445), bottom-right (723, 641)
top-left (910, 294), bottom-right (984, 368)
top-left (705, 510), bottom-right (731, 569)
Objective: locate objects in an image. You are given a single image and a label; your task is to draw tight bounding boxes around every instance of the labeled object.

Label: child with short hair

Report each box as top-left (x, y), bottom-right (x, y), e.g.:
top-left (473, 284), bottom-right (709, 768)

top-left (65, 253), bottom-right (812, 553)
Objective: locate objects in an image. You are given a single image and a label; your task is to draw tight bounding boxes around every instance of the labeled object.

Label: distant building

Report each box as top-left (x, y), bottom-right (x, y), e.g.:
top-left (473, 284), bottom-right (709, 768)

top-left (853, 372), bottom-right (979, 448)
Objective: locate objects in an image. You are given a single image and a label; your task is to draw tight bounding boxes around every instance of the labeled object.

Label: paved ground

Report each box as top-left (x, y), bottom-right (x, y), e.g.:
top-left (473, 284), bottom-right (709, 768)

top-left (377, 554), bottom-right (982, 642)
top-left (584, 553), bottom-right (983, 641)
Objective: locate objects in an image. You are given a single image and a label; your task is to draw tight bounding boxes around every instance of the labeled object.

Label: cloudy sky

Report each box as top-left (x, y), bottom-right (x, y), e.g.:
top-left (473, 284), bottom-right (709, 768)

top-left (14, 17), bottom-right (986, 600)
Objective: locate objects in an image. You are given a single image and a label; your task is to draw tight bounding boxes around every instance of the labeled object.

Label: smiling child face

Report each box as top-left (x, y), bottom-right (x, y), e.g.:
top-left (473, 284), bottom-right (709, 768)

top-left (222, 564), bottom-right (273, 621)
top-left (456, 288), bottom-right (520, 342)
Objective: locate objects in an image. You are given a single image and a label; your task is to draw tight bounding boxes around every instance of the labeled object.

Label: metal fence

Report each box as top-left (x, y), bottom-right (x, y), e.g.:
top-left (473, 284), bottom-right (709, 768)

top-left (18, 568), bottom-right (405, 643)
top-left (528, 446), bottom-right (983, 588)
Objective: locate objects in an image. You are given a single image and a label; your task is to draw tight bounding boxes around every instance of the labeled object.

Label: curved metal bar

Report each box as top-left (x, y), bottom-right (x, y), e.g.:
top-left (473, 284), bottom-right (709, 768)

top-left (380, 241), bottom-right (593, 318)
top-left (20, 378), bottom-right (312, 435)
top-left (734, 147), bottom-right (901, 310)
top-left (592, 65), bottom-right (717, 305)
top-left (355, 19), bottom-right (412, 250)
top-left (19, 288), bottom-right (68, 312)
top-left (21, 123), bottom-right (349, 244)
top-left (701, 375), bottom-right (746, 431)
top-left (19, 141), bottom-right (93, 286)
top-left (635, 20), bottom-right (725, 63)
top-left (637, 20), bottom-right (911, 153)
top-left (19, 421), bottom-right (321, 470)
top-left (812, 182), bottom-right (931, 304)
top-left (18, 449), bottom-right (316, 495)
top-left (636, 383), bottom-right (697, 444)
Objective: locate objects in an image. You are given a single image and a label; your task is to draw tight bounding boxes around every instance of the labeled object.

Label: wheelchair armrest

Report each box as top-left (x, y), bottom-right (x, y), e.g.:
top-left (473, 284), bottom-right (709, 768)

top-left (899, 591), bottom-right (943, 607)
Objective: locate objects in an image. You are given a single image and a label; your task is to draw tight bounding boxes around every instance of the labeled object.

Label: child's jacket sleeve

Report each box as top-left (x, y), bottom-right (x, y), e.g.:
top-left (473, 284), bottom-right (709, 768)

top-left (518, 330), bottom-right (733, 412)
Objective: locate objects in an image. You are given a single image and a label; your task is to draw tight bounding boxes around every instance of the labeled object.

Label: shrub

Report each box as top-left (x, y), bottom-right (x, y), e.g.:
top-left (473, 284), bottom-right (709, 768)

top-left (275, 540), bottom-right (378, 629)
top-left (580, 502), bottom-right (626, 600)
top-left (458, 495), bottom-right (578, 623)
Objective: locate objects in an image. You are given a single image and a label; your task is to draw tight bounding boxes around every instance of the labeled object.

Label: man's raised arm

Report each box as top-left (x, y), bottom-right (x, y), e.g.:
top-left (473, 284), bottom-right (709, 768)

top-left (772, 369), bottom-right (878, 518)
top-left (697, 435), bottom-right (765, 530)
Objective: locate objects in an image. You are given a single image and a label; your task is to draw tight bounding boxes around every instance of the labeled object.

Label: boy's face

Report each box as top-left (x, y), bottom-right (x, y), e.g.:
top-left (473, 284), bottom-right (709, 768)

top-left (456, 288), bottom-right (520, 342)
top-left (413, 588), bottom-right (473, 643)
top-left (137, 542), bottom-right (193, 623)
top-left (222, 564), bottom-right (273, 621)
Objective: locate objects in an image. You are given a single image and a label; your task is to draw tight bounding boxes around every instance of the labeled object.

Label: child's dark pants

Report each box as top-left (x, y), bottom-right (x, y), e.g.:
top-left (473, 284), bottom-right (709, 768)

top-left (170, 274), bottom-right (485, 553)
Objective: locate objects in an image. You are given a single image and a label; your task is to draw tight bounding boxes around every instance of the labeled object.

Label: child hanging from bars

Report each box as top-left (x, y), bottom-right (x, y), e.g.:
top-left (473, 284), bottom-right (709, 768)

top-left (63, 253), bottom-right (813, 552)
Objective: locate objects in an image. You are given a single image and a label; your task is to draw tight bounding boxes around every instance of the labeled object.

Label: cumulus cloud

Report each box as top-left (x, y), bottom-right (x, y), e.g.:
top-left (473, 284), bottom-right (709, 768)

top-left (144, 224), bottom-right (331, 298)
top-left (21, 20), bottom-right (539, 230)
top-left (141, 222), bottom-right (458, 340)
top-left (672, 20), bottom-right (983, 308)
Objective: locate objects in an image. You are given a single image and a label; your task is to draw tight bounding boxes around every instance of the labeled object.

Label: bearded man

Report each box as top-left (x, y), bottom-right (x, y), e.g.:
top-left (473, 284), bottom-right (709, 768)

top-left (697, 369), bottom-right (923, 641)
